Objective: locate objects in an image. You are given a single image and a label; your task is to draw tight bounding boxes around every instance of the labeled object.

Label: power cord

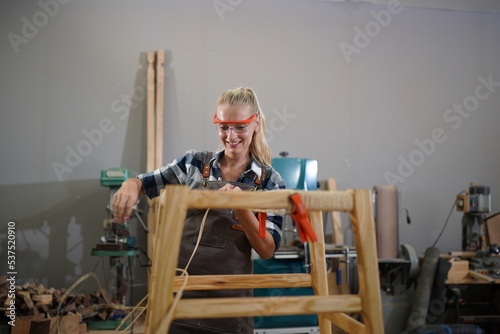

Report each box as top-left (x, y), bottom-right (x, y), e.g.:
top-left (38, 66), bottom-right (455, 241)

top-left (432, 191), bottom-right (465, 248)
top-left (403, 207), bottom-right (412, 224)
top-left (135, 247), bottom-right (152, 270)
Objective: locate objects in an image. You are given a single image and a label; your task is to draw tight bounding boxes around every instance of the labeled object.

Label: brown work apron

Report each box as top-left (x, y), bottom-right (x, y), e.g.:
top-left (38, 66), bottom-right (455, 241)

top-left (169, 156), bottom-right (263, 333)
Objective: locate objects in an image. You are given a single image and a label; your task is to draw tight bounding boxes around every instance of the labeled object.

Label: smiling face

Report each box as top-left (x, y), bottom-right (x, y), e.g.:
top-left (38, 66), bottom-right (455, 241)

top-left (215, 104), bottom-right (260, 158)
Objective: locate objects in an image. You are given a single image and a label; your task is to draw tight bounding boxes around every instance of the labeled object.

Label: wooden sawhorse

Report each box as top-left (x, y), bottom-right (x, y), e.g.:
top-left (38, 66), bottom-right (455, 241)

top-left (144, 185), bottom-right (384, 333)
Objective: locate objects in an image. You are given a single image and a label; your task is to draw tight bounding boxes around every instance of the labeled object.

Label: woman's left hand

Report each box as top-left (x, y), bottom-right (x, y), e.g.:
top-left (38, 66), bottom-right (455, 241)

top-left (218, 183), bottom-right (242, 192)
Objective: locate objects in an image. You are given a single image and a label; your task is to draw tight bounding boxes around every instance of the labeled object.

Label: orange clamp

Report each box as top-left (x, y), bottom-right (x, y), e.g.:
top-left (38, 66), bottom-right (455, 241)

top-left (290, 193), bottom-right (317, 243)
top-left (258, 212), bottom-right (267, 238)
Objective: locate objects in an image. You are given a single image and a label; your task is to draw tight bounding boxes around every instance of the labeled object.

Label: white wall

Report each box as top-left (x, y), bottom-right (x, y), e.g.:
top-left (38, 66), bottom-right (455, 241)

top-left (1, 0), bottom-right (499, 290)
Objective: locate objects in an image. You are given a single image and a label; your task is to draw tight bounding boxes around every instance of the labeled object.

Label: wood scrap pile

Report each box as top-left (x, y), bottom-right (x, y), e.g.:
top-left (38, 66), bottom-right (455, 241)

top-left (0, 275), bottom-right (132, 332)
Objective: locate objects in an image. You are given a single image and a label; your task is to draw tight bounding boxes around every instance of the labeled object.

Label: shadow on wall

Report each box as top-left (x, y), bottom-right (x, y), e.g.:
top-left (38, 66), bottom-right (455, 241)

top-left (120, 50), bottom-right (178, 172)
top-left (0, 179), bottom-right (148, 299)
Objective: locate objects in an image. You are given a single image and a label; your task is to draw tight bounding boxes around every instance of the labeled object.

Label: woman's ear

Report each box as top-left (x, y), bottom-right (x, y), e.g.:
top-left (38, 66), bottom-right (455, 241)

top-left (254, 114), bottom-right (261, 132)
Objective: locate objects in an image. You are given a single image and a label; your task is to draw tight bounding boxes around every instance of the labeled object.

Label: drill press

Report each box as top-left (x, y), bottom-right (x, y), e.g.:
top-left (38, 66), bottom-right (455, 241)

top-left (456, 183), bottom-right (491, 251)
top-left (91, 168), bottom-right (142, 305)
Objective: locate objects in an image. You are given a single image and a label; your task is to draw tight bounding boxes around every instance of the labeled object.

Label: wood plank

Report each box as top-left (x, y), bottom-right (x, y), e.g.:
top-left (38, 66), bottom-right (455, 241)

top-left (146, 50), bottom-right (156, 173)
top-left (145, 186), bottom-right (190, 334)
top-left (187, 189), bottom-right (353, 212)
top-left (146, 50), bottom-right (156, 262)
top-left (32, 294), bottom-right (52, 304)
top-left (449, 251), bottom-right (477, 258)
top-left (174, 295), bottom-right (362, 319)
top-left (326, 179), bottom-right (344, 245)
top-left (151, 50), bottom-right (165, 261)
top-left (173, 273), bottom-right (311, 290)
top-left (348, 189), bottom-right (384, 334)
top-left (468, 270), bottom-right (495, 283)
top-left (324, 313), bottom-right (365, 334)
top-left (154, 50), bottom-right (165, 170)
top-left (309, 210), bottom-right (332, 334)
top-left (446, 258), bottom-right (469, 283)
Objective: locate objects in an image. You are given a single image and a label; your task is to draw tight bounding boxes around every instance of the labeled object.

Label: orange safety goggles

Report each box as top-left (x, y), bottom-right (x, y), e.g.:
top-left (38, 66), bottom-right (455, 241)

top-left (213, 113), bottom-right (257, 124)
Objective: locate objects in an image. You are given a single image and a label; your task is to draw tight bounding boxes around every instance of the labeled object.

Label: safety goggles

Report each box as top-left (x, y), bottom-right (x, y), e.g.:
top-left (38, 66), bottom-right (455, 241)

top-left (212, 113), bottom-right (257, 124)
top-left (213, 113), bottom-right (257, 134)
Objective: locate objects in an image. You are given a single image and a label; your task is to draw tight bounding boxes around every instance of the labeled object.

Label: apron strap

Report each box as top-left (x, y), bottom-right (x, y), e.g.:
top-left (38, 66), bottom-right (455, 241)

top-left (253, 168), bottom-right (265, 190)
top-left (202, 152), bottom-right (214, 188)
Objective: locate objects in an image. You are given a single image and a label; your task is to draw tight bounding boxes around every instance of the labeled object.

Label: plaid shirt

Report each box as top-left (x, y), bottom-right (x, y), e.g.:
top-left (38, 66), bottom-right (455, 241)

top-left (138, 149), bottom-right (286, 249)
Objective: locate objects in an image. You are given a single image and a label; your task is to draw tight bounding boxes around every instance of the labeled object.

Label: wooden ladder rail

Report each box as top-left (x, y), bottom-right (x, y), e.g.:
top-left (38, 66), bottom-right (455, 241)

top-left (145, 186), bottom-right (384, 334)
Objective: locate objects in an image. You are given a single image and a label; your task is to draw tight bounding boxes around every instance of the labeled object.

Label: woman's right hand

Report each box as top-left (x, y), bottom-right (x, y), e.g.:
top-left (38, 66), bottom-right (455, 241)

top-left (112, 178), bottom-right (143, 223)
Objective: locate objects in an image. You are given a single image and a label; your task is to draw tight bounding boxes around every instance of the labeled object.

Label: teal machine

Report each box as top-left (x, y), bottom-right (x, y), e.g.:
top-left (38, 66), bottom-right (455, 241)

top-left (253, 152), bottom-right (320, 332)
top-left (271, 152), bottom-right (318, 191)
top-left (91, 168), bottom-right (144, 308)
top-left (95, 168), bottom-right (140, 251)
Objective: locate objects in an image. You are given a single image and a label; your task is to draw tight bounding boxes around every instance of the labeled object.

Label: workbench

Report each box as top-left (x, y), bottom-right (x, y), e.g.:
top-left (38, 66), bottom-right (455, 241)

top-left (442, 253), bottom-right (500, 333)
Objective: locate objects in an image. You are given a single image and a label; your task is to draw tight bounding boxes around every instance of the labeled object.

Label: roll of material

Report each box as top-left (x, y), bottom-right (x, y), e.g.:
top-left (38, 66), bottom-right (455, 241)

top-left (374, 185), bottom-right (399, 259)
top-left (405, 247), bottom-right (440, 332)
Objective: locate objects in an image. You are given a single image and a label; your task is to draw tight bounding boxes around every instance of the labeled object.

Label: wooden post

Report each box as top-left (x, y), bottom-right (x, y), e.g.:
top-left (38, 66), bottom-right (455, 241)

top-left (146, 50), bottom-right (157, 261)
top-left (153, 50), bottom-right (165, 237)
top-left (155, 50), bottom-right (165, 170)
top-left (326, 179), bottom-right (344, 245)
top-left (325, 180), bottom-right (351, 334)
top-left (348, 189), bottom-right (384, 334)
top-left (146, 51), bottom-right (156, 173)
top-left (145, 185), bottom-right (190, 333)
top-left (308, 210), bottom-right (332, 334)
top-left (145, 50), bottom-right (166, 263)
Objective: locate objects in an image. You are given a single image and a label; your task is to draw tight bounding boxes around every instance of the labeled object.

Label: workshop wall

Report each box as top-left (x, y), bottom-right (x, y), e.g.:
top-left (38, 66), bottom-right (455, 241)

top-left (1, 0), bottom-right (499, 293)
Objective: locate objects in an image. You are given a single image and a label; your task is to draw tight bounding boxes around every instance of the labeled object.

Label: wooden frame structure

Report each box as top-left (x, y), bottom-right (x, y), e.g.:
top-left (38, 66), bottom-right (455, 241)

top-left (145, 186), bottom-right (384, 334)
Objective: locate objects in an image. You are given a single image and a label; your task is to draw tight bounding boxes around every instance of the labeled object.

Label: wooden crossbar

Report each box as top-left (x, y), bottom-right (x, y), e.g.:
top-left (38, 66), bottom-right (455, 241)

top-left (173, 273), bottom-right (312, 290)
top-left (325, 313), bottom-right (366, 334)
top-left (187, 189), bottom-right (354, 212)
top-left (145, 185), bottom-right (384, 334)
top-left (174, 295), bottom-right (363, 319)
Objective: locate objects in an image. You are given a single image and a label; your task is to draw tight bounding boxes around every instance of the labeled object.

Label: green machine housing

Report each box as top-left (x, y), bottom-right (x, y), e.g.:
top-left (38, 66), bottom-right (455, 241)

top-left (100, 168), bottom-right (134, 187)
top-left (98, 168), bottom-right (137, 249)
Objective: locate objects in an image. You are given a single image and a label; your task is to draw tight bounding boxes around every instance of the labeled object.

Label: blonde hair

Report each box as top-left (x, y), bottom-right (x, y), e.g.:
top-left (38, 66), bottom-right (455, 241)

top-left (216, 87), bottom-right (272, 167)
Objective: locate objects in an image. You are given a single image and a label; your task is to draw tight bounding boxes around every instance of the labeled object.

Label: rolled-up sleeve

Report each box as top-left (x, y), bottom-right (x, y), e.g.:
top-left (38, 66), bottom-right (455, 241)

top-left (262, 167), bottom-right (287, 251)
top-left (137, 150), bottom-right (202, 199)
